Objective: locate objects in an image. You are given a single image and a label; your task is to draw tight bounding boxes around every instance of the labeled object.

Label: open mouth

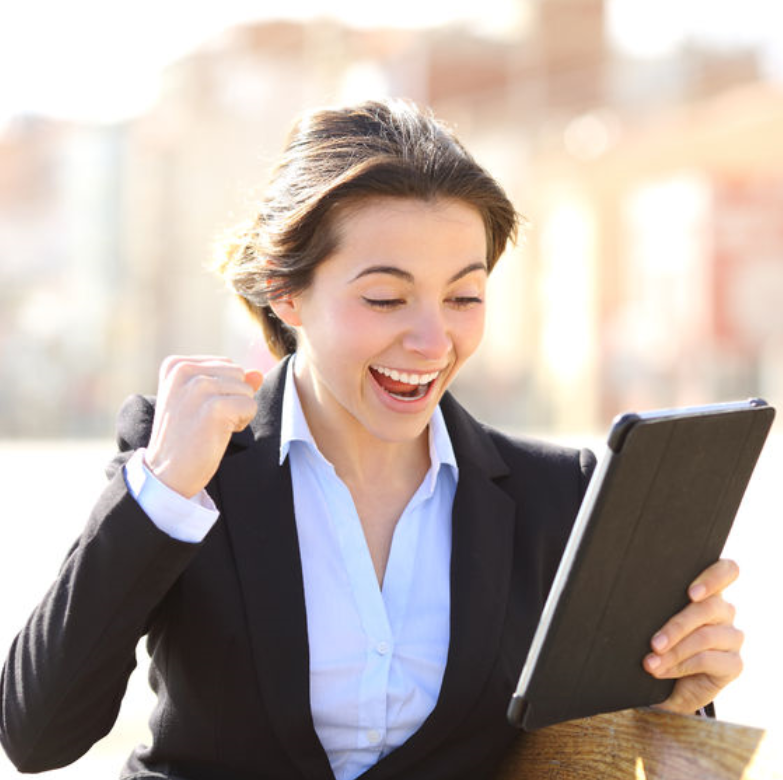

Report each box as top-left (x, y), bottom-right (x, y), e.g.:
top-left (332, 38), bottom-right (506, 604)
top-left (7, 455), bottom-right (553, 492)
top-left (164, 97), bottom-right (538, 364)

top-left (369, 365), bottom-right (441, 402)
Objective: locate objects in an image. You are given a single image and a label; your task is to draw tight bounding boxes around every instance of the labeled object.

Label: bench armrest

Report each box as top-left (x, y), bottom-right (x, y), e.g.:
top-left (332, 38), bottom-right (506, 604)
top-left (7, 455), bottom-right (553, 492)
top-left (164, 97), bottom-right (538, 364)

top-left (495, 708), bottom-right (783, 780)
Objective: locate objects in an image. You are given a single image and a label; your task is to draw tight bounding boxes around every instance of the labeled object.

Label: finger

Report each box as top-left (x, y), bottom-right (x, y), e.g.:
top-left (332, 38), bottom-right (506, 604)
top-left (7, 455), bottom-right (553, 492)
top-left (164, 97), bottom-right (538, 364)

top-left (645, 624), bottom-right (744, 678)
top-left (159, 355), bottom-right (238, 381)
top-left (194, 365), bottom-right (263, 395)
top-left (160, 355), bottom-right (249, 383)
top-left (196, 372), bottom-right (257, 398)
top-left (688, 559), bottom-right (740, 602)
top-left (655, 673), bottom-right (730, 714)
top-left (244, 369), bottom-right (264, 393)
top-left (653, 647), bottom-right (743, 687)
top-left (205, 393), bottom-right (259, 433)
top-left (163, 362), bottom-right (252, 401)
top-left (650, 595), bottom-right (736, 655)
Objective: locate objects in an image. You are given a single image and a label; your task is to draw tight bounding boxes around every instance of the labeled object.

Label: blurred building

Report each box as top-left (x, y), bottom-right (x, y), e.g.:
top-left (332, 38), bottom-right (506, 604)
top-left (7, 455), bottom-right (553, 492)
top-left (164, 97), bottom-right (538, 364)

top-left (528, 82), bottom-right (783, 428)
top-left (0, 118), bottom-right (126, 435)
top-left (1, 0), bottom-right (781, 436)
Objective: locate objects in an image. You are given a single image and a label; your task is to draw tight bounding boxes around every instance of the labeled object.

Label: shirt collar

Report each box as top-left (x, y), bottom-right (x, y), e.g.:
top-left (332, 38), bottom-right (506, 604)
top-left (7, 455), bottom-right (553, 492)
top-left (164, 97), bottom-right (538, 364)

top-left (279, 355), bottom-right (458, 481)
top-left (279, 355), bottom-right (316, 465)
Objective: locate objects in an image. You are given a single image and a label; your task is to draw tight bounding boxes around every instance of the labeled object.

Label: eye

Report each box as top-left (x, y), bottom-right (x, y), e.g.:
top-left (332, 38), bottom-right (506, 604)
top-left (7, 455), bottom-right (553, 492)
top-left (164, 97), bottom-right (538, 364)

top-left (362, 297), bottom-right (405, 310)
top-left (447, 296), bottom-right (484, 309)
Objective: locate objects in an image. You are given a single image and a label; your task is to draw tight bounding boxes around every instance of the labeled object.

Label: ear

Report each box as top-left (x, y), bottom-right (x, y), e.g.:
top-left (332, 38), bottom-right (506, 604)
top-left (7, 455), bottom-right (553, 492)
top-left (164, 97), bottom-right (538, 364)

top-left (268, 295), bottom-right (302, 327)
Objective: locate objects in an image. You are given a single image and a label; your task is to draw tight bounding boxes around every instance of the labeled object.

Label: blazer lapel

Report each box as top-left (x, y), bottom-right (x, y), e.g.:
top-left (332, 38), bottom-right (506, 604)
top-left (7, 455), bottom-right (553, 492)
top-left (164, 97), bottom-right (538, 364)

top-left (216, 358), bottom-right (333, 780)
top-left (361, 393), bottom-right (517, 779)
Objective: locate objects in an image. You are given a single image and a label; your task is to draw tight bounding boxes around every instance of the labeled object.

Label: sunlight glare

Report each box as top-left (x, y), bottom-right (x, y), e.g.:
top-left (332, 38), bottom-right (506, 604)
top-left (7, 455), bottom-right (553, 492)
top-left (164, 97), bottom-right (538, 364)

top-left (540, 199), bottom-right (596, 385)
top-left (606, 0), bottom-right (683, 58)
top-left (0, 0), bottom-right (526, 124)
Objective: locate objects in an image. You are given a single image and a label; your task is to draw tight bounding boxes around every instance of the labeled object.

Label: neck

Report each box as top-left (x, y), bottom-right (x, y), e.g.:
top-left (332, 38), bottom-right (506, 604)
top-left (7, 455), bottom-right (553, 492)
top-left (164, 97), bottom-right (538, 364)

top-left (292, 377), bottom-right (431, 488)
top-left (314, 410), bottom-right (430, 488)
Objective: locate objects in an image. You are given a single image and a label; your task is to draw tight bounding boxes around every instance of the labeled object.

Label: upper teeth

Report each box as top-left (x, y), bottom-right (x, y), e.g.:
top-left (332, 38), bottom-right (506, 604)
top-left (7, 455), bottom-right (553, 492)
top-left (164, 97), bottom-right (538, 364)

top-left (373, 366), bottom-right (440, 385)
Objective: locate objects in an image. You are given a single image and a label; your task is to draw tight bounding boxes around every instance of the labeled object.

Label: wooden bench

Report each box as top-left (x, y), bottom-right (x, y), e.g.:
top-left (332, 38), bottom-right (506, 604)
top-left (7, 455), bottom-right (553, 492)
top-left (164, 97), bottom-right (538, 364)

top-left (495, 708), bottom-right (783, 780)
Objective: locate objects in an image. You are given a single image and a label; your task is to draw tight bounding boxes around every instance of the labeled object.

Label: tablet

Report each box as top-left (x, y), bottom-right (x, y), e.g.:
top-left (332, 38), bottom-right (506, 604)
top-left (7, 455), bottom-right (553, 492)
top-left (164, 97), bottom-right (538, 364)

top-left (507, 398), bottom-right (775, 732)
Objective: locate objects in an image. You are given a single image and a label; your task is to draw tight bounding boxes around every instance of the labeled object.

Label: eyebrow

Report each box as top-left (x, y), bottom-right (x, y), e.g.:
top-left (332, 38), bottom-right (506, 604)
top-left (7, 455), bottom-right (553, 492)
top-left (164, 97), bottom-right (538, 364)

top-left (351, 261), bottom-right (488, 285)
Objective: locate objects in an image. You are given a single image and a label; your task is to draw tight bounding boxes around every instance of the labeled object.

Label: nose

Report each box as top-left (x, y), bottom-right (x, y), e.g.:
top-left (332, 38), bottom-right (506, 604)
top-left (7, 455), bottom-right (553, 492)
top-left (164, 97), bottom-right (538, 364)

top-left (402, 305), bottom-right (452, 360)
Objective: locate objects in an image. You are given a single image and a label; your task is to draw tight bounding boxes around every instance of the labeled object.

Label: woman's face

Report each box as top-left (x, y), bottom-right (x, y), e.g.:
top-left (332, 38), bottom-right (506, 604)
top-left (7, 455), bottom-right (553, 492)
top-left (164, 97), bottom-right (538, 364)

top-left (274, 197), bottom-right (488, 446)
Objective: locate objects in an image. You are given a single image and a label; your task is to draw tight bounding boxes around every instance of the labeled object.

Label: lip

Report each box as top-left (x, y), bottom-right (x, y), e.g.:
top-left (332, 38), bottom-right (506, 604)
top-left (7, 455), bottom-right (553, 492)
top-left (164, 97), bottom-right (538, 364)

top-left (368, 365), bottom-right (444, 412)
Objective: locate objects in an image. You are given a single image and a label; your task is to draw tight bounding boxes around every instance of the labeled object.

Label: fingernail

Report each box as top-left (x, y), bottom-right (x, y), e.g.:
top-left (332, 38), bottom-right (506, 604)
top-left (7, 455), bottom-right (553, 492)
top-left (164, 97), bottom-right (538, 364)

top-left (646, 654), bottom-right (661, 670)
top-left (652, 633), bottom-right (668, 652)
top-left (690, 583), bottom-right (707, 600)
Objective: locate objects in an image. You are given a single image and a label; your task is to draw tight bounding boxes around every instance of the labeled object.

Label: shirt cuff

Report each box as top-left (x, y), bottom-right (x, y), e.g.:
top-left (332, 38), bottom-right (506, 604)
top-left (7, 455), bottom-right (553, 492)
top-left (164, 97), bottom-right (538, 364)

top-left (124, 449), bottom-right (219, 543)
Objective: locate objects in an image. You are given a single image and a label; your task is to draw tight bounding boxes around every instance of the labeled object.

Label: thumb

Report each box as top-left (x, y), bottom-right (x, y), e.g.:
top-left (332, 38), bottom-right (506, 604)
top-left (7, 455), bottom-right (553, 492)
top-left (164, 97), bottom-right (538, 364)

top-left (244, 369), bottom-right (264, 393)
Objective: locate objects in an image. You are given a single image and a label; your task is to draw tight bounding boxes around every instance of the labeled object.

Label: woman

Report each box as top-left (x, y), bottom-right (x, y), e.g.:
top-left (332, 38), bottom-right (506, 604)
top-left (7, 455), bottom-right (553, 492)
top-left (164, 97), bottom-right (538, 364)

top-left (0, 99), bottom-right (742, 780)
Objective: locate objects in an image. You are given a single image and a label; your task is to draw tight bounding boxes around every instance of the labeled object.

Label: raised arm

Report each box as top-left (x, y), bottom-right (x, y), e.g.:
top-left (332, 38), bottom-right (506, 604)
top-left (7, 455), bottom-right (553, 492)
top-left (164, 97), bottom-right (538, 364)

top-left (0, 356), bottom-right (262, 772)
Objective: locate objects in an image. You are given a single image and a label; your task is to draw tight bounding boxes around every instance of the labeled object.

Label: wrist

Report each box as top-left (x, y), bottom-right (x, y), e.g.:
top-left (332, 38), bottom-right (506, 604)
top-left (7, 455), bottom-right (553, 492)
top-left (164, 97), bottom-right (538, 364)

top-left (125, 449), bottom-right (219, 542)
top-left (143, 449), bottom-right (199, 499)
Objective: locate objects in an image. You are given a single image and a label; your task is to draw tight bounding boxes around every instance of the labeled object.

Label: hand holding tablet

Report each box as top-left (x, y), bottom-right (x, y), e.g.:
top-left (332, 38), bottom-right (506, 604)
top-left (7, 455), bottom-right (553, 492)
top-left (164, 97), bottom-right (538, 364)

top-left (508, 399), bottom-right (775, 731)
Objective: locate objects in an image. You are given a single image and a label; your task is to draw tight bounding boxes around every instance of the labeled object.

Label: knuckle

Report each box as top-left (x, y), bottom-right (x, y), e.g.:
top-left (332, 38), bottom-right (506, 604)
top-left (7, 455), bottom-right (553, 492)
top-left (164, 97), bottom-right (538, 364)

top-left (702, 594), bottom-right (725, 620)
top-left (207, 394), bottom-right (231, 414)
top-left (666, 657), bottom-right (691, 679)
top-left (692, 649), bottom-right (712, 671)
top-left (212, 393), bottom-right (254, 419)
top-left (159, 354), bottom-right (182, 380)
top-left (723, 558), bottom-right (740, 579)
top-left (238, 396), bottom-right (258, 421)
top-left (724, 599), bottom-right (737, 623)
top-left (667, 614), bottom-right (687, 638)
top-left (702, 624), bottom-right (724, 648)
top-left (712, 559), bottom-right (740, 589)
top-left (162, 356), bottom-right (202, 387)
top-left (193, 373), bottom-right (217, 391)
top-left (706, 595), bottom-right (734, 624)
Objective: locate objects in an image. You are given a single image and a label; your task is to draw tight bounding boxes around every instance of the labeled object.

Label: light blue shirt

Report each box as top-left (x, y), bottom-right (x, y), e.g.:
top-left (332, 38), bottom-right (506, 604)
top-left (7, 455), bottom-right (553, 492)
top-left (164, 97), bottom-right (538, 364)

top-left (125, 360), bottom-right (458, 780)
top-left (280, 360), bottom-right (457, 780)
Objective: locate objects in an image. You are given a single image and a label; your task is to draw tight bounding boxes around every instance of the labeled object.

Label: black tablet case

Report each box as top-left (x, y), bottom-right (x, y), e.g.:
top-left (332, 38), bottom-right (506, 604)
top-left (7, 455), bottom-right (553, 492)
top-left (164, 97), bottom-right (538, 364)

top-left (508, 399), bottom-right (775, 732)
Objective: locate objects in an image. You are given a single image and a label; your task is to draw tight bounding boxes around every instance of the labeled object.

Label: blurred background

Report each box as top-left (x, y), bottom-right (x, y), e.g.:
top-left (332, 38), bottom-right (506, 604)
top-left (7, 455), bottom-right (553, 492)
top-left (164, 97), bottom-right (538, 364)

top-left (1, 0), bottom-right (781, 776)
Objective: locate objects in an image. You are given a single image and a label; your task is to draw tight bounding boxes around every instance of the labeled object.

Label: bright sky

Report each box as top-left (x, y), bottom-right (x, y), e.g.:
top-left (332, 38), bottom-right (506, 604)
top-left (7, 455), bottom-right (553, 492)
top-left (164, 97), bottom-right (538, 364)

top-left (607, 0), bottom-right (783, 60)
top-left (0, 0), bottom-right (529, 124)
top-left (0, 0), bottom-right (781, 125)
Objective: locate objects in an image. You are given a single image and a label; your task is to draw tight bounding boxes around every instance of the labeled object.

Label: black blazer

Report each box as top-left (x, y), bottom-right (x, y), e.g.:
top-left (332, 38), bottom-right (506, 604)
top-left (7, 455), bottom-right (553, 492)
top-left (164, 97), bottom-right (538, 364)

top-left (0, 358), bottom-right (595, 780)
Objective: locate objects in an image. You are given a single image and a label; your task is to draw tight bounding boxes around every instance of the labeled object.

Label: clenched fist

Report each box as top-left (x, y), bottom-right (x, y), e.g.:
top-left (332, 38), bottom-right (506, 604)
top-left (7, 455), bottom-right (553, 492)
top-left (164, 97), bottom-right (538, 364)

top-left (144, 356), bottom-right (264, 498)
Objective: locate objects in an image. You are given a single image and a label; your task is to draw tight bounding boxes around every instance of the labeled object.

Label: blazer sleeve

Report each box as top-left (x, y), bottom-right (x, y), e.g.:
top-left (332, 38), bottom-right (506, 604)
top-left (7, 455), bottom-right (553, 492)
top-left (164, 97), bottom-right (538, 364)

top-left (0, 395), bottom-right (202, 773)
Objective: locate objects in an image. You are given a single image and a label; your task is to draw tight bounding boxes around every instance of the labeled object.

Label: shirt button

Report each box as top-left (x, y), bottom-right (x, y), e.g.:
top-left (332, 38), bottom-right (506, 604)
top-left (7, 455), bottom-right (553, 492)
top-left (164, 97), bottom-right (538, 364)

top-left (367, 729), bottom-right (382, 745)
top-left (376, 641), bottom-right (390, 655)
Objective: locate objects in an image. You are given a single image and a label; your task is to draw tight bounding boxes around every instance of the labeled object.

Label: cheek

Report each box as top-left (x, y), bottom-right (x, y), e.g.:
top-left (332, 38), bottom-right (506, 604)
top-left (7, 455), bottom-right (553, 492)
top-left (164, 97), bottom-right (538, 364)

top-left (318, 304), bottom-right (391, 358)
top-left (454, 310), bottom-right (486, 361)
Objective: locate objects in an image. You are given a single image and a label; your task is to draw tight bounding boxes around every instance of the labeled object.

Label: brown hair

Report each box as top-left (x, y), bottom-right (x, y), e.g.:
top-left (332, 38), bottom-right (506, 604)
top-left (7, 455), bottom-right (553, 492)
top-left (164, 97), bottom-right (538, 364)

top-left (216, 98), bottom-right (520, 358)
